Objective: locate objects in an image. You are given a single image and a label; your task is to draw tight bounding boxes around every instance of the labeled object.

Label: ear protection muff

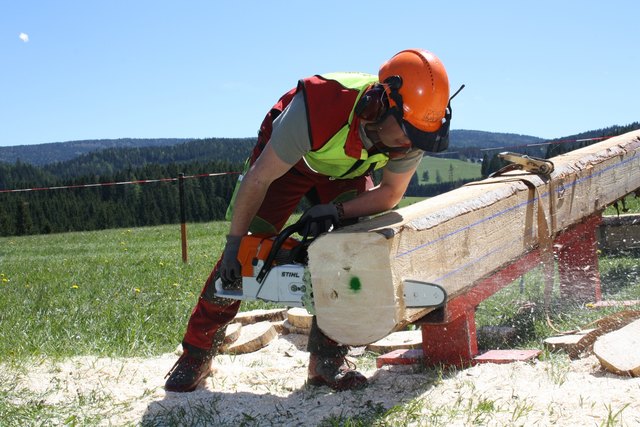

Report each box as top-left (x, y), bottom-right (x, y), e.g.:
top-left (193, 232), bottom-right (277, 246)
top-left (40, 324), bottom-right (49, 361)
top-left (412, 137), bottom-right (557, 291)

top-left (354, 84), bottom-right (389, 122)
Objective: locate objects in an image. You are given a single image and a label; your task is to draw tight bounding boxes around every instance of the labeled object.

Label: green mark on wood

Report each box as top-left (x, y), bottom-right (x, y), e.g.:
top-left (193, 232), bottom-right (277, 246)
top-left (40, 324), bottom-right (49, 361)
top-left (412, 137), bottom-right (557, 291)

top-left (349, 276), bottom-right (361, 292)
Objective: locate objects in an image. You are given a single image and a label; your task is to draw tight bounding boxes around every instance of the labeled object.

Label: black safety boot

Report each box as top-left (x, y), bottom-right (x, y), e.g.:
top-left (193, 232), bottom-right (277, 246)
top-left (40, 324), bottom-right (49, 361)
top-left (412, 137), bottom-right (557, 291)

top-left (164, 346), bottom-right (212, 393)
top-left (307, 353), bottom-right (368, 391)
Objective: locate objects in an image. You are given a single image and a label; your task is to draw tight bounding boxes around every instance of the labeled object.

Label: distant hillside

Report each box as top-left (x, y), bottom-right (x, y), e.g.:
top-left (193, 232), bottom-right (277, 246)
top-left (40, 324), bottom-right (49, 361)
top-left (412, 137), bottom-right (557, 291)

top-left (0, 138), bottom-right (193, 165)
top-left (2, 123), bottom-right (638, 237)
top-left (2, 123), bottom-right (638, 179)
top-left (0, 130), bottom-right (542, 167)
top-left (42, 138), bottom-right (255, 180)
top-left (449, 129), bottom-right (544, 148)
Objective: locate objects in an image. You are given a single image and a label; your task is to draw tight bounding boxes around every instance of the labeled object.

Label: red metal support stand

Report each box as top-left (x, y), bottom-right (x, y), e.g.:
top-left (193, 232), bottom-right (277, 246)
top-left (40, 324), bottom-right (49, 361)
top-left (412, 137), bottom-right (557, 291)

top-left (408, 215), bottom-right (604, 368)
top-left (416, 250), bottom-right (542, 367)
top-left (555, 214), bottom-right (602, 303)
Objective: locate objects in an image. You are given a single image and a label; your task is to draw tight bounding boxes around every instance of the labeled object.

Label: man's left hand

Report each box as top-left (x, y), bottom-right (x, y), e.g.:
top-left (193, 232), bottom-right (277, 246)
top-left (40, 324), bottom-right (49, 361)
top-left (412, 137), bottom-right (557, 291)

top-left (300, 203), bottom-right (340, 237)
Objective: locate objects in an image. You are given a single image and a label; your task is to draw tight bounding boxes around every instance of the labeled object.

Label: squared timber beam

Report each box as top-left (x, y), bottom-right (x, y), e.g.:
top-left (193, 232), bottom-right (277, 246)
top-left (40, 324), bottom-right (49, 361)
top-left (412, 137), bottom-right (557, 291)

top-left (308, 130), bottom-right (640, 346)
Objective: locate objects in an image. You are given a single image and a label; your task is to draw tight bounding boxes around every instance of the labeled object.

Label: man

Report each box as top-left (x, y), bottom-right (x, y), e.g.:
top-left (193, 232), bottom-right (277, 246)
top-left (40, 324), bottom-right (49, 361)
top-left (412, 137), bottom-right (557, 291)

top-left (165, 48), bottom-right (455, 392)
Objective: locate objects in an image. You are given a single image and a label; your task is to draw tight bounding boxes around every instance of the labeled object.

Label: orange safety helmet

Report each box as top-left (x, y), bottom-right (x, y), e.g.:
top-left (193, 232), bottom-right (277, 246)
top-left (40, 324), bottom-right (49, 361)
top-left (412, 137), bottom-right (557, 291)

top-left (378, 48), bottom-right (459, 152)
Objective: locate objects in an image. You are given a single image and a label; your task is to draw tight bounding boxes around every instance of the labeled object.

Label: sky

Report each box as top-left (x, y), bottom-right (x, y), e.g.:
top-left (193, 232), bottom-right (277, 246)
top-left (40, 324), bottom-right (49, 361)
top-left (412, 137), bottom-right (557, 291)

top-left (1, 0), bottom-right (639, 147)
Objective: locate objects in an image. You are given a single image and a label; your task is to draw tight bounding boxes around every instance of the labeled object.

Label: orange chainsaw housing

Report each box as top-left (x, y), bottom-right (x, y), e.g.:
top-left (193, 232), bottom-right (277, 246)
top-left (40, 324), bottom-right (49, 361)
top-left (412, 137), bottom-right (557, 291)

top-left (237, 234), bottom-right (301, 277)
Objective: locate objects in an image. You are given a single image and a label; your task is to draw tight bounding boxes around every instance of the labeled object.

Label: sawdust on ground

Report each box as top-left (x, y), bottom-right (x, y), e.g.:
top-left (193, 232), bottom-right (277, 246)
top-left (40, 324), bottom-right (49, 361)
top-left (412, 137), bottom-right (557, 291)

top-left (5, 334), bottom-right (640, 426)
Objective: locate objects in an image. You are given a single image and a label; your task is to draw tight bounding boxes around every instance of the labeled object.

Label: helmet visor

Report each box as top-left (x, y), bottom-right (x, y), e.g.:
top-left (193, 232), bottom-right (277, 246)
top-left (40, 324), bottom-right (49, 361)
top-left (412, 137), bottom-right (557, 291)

top-left (401, 119), bottom-right (449, 152)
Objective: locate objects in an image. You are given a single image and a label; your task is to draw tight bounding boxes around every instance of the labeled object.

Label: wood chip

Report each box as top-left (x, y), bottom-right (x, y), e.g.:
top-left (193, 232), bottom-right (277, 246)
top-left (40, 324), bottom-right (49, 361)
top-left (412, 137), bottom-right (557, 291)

top-left (223, 322), bottom-right (242, 345)
top-left (233, 308), bottom-right (287, 325)
top-left (366, 330), bottom-right (422, 354)
top-left (222, 321), bottom-right (277, 354)
top-left (594, 318), bottom-right (640, 376)
top-left (543, 329), bottom-right (596, 354)
top-left (282, 320), bottom-right (310, 336)
top-left (287, 307), bottom-right (313, 329)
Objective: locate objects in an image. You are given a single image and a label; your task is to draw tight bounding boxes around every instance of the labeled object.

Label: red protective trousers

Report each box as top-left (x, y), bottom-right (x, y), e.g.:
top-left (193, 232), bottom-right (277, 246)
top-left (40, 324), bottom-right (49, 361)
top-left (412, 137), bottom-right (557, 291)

top-left (181, 159), bottom-right (373, 353)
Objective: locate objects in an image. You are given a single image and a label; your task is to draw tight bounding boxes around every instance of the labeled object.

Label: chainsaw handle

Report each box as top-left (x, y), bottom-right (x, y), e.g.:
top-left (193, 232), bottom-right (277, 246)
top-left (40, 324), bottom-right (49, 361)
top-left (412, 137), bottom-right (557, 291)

top-left (255, 217), bottom-right (312, 284)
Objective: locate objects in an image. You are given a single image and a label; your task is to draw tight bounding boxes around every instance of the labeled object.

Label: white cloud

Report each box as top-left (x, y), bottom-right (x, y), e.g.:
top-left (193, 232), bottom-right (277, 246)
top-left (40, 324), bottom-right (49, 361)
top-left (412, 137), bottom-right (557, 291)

top-left (19, 33), bottom-right (29, 43)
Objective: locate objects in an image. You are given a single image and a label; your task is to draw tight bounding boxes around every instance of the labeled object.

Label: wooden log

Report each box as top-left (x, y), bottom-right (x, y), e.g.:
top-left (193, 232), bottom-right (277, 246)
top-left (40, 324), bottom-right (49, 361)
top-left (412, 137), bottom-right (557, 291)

top-left (308, 130), bottom-right (640, 345)
top-left (366, 330), bottom-right (422, 354)
top-left (233, 308), bottom-right (287, 325)
top-left (594, 319), bottom-right (640, 376)
top-left (282, 319), bottom-right (311, 336)
top-left (222, 321), bottom-right (277, 354)
top-left (562, 311), bottom-right (640, 359)
top-left (543, 329), bottom-right (597, 355)
top-left (223, 322), bottom-right (242, 345)
top-left (287, 307), bottom-right (313, 329)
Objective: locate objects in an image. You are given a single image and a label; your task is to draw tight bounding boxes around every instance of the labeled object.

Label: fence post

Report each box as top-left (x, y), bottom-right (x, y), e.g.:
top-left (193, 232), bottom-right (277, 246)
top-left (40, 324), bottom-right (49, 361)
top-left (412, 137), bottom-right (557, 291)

top-left (179, 173), bottom-right (188, 263)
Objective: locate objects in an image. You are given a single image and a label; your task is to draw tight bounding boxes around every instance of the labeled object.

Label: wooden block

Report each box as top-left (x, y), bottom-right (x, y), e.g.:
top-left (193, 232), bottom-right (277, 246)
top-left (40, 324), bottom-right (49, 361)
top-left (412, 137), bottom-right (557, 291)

top-left (271, 320), bottom-right (286, 334)
top-left (543, 329), bottom-right (597, 353)
top-left (287, 307), bottom-right (313, 329)
top-left (282, 319), bottom-right (311, 335)
top-left (587, 300), bottom-right (640, 309)
top-left (594, 318), bottom-right (640, 376)
top-left (222, 321), bottom-right (277, 354)
top-left (474, 349), bottom-right (541, 364)
top-left (308, 130), bottom-right (640, 346)
top-left (376, 349), bottom-right (424, 368)
top-left (367, 330), bottom-right (422, 354)
top-left (557, 311), bottom-right (640, 359)
top-left (233, 308), bottom-right (287, 325)
top-left (223, 322), bottom-right (242, 345)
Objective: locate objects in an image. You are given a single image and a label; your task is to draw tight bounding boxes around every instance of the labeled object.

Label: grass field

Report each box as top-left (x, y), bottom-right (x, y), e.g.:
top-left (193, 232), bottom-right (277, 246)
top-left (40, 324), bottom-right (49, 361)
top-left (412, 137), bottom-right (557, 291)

top-left (416, 156), bottom-right (482, 184)
top-left (0, 223), bottom-right (233, 360)
top-left (1, 195), bottom-right (638, 425)
top-left (1, 198), bottom-right (638, 360)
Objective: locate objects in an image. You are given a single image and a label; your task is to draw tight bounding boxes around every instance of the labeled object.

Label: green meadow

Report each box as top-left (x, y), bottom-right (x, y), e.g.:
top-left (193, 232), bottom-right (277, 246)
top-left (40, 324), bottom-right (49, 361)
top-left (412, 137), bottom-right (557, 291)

top-left (0, 223), bottom-right (229, 359)
top-left (416, 156), bottom-right (482, 184)
top-left (1, 202), bottom-right (638, 361)
top-left (0, 200), bottom-right (638, 425)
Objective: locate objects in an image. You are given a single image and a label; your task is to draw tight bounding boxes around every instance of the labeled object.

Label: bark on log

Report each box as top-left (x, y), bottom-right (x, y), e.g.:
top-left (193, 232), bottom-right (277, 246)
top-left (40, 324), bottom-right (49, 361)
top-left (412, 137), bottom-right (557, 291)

top-left (233, 308), bottom-right (287, 325)
top-left (308, 130), bottom-right (640, 345)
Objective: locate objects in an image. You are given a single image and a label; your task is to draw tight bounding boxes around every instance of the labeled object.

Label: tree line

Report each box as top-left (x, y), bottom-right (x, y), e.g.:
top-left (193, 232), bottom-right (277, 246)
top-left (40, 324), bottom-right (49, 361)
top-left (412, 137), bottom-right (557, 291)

top-left (0, 161), bottom-right (240, 236)
top-left (1, 123), bottom-right (638, 237)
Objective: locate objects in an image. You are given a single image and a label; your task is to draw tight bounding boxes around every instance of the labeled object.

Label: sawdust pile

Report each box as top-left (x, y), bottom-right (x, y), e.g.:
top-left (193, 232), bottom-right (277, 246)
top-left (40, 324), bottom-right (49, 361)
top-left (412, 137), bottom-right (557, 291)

top-left (4, 333), bottom-right (640, 426)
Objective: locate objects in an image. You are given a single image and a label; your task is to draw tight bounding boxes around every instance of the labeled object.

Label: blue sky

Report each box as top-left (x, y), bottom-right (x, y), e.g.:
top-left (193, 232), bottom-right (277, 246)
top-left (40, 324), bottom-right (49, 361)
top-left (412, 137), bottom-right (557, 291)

top-left (2, 1), bottom-right (638, 147)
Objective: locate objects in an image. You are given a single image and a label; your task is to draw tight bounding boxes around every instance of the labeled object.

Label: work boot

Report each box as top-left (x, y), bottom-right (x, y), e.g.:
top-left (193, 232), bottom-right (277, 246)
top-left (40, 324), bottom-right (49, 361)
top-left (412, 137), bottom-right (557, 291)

top-left (307, 353), bottom-right (368, 391)
top-left (164, 347), bottom-right (212, 392)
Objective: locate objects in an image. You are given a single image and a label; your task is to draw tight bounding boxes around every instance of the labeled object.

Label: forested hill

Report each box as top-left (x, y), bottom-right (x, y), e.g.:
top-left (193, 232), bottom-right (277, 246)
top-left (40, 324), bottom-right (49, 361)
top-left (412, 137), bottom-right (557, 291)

top-left (448, 130), bottom-right (543, 148)
top-left (1, 123), bottom-right (638, 237)
top-left (0, 138), bottom-right (194, 166)
top-left (42, 138), bottom-right (255, 180)
top-left (3, 124), bottom-right (639, 170)
top-left (0, 130), bottom-right (541, 167)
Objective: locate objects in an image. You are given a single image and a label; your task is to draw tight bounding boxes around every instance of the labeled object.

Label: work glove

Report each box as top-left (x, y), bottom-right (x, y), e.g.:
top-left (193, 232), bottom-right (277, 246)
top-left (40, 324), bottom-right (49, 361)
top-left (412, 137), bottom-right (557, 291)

top-left (219, 235), bottom-right (243, 283)
top-left (300, 203), bottom-right (340, 238)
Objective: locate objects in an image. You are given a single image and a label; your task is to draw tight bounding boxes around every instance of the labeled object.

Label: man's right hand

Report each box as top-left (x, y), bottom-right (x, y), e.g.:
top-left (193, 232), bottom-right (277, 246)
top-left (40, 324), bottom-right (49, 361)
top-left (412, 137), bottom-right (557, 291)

top-left (219, 235), bottom-right (243, 283)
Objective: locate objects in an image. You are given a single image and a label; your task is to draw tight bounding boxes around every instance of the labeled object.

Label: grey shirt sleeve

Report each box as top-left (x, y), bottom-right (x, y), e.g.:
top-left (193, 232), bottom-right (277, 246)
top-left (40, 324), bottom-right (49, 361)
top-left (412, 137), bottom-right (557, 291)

top-left (269, 91), bottom-right (312, 165)
top-left (384, 149), bottom-right (424, 174)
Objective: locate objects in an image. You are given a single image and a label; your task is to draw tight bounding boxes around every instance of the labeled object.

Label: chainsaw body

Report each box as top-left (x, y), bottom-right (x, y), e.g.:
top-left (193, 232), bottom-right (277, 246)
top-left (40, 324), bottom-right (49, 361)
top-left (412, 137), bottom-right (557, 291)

top-left (214, 232), bottom-right (311, 308)
top-left (214, 217), bottom-right (447, 312)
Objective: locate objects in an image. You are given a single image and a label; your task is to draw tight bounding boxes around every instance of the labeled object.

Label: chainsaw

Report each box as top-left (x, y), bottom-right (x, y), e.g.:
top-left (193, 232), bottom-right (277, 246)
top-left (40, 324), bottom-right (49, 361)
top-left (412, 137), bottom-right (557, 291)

top-left (214, 217), bottom-right (447, 313)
